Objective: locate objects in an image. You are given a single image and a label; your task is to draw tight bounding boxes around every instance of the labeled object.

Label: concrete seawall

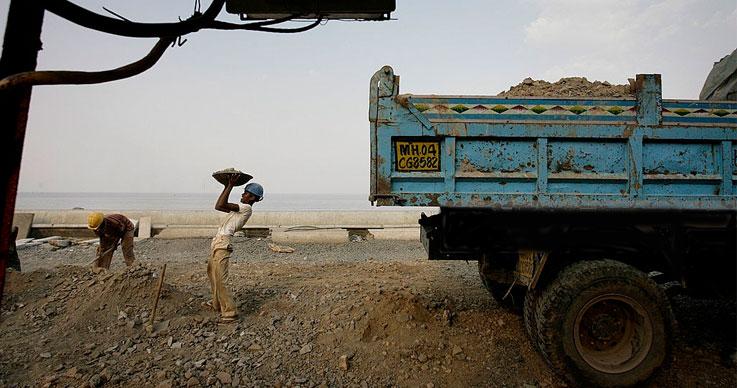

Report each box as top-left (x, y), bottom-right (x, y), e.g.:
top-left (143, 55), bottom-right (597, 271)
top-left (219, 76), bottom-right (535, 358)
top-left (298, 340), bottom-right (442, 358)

top-left (15, 209), bottom-right (439, 242)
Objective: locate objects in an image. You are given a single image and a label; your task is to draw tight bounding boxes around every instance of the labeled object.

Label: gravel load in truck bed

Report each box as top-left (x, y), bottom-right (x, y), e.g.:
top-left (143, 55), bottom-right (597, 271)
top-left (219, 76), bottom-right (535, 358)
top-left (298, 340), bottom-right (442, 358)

top-left (498, 76), bottom-right (635, 97)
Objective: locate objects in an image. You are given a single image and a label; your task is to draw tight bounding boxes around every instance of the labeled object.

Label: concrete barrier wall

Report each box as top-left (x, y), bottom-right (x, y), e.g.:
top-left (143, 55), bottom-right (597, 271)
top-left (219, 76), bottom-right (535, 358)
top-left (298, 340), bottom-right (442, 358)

top-left (19, 209), bottom-right (438, 241)
top-left (26, 209), bottom-right (437, 227)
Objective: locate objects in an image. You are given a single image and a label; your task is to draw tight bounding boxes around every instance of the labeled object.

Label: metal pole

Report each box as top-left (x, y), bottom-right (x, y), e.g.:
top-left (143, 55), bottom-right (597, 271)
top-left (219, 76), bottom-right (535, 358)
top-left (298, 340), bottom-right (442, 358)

top-left (0, 0), bottom-right (45, 314)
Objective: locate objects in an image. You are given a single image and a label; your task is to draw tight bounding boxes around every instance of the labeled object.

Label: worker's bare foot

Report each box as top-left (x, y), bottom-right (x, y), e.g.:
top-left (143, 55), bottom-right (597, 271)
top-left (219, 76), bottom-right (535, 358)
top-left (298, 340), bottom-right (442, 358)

top-left (201, 300), bottom-right (216, 311)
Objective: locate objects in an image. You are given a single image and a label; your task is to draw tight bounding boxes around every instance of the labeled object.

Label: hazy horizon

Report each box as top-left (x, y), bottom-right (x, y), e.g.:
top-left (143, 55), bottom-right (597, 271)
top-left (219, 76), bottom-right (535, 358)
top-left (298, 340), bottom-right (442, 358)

top-left (2, 0), bottom-right (735, 194)
top-left (17, 191), bottom-right (367, 195)
top-left (13, 192), bottom-right (417, 211)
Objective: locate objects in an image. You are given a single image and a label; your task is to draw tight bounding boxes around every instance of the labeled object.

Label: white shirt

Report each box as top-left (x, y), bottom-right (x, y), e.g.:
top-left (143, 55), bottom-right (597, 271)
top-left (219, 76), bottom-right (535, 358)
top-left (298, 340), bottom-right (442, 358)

top-left (216, 203), bottom-right (252, 237)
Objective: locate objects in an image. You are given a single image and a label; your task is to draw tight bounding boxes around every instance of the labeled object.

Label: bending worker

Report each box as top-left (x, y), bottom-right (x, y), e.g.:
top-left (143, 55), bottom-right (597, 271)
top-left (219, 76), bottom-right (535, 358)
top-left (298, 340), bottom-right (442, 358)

top-left (205, 175), bottom-right (263, 323)
top-left (87, 212), bottom-right (137, 269)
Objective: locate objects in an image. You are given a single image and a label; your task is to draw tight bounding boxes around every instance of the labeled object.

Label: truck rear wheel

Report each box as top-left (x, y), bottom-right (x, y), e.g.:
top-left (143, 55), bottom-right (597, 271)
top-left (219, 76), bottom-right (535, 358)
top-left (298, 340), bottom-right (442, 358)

top-left (534, 260), bottom-right (675, 387)
top-left (523, 288), bottom-right (542, 351)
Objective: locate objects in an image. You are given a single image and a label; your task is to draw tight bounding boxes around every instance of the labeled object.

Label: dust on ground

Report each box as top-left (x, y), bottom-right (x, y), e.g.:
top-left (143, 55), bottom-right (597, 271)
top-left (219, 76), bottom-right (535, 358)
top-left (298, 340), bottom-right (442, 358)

top-left (1, 237), bottom-right (735, 388)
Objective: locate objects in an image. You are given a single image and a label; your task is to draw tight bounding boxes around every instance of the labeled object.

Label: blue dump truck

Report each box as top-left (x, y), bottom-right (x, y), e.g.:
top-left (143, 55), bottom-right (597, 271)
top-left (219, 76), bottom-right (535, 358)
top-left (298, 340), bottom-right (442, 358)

top-left (369, 66), bottom-right (737, 387)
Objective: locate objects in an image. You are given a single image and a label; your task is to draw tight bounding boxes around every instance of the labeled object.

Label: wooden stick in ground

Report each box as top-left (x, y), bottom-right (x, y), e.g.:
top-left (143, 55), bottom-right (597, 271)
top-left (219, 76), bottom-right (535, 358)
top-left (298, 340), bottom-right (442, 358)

top-left (150, 263), bottom-right (167, 326)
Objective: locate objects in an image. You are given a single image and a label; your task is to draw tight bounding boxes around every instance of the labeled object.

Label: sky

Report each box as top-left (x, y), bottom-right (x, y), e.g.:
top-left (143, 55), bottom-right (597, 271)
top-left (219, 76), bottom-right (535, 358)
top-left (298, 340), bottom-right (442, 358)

top-left (2, 0), bottom-right (736, 194)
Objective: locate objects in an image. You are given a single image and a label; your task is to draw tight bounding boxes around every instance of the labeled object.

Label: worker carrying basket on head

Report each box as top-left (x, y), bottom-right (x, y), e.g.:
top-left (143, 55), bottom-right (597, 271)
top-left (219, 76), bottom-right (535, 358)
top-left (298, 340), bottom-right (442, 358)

top-left (205, 169), bottom-right (263, 324)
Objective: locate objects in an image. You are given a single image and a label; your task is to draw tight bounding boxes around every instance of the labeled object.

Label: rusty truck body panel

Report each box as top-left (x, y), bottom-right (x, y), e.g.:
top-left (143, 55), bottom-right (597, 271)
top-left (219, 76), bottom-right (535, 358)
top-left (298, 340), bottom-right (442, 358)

top-left (369, 66), bottom-right (736, 210)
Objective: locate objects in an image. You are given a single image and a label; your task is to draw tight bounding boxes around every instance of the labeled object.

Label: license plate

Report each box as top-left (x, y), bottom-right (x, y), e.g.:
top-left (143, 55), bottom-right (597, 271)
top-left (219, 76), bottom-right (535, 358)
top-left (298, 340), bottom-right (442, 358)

top-left (395, 141), bottom-right (440, 171)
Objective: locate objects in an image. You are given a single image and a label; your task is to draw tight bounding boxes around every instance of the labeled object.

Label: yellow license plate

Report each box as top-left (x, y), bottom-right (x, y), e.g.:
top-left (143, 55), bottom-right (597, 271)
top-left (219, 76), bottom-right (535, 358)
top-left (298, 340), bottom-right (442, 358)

top-left (395, 141), bottom-right (440, 171)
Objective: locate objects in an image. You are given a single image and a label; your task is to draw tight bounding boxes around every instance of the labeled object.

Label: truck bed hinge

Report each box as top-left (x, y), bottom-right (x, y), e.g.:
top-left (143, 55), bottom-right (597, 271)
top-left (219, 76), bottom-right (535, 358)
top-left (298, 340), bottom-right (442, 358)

top-left (405, 101), bottom-right (435, 131)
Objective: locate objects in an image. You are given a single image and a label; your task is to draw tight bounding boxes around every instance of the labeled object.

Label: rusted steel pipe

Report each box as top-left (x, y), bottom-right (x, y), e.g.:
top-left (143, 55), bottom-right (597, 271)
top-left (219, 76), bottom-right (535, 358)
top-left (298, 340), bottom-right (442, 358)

top-left (0, 0), bottom-right (45, 314)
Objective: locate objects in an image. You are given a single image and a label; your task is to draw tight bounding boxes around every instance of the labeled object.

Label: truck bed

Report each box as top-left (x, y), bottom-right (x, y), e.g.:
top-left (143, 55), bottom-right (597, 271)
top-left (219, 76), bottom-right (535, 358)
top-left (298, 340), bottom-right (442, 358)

top-left (369, 66), bottom-right (737, 211)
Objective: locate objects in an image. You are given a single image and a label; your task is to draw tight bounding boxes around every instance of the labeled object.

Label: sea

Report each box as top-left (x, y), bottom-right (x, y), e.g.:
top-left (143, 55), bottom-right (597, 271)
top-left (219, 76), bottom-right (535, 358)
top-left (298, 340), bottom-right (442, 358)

top-left (15, 192), bottom-right (433, 212)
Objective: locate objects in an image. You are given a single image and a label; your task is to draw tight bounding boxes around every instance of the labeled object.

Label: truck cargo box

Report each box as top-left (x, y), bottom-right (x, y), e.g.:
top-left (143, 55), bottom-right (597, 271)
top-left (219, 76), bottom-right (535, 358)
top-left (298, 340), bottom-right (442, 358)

top-left (369, 66), bottom-right (737, 211)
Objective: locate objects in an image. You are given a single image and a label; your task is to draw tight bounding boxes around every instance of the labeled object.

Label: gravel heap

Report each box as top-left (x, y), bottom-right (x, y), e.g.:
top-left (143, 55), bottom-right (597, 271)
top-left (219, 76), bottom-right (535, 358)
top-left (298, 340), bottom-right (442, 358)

top-left (498, 76), bottom-right (635, 97)
top-left (2, 238), bottom-right (735, 388)
top-left (1, 259), bottom-right (554, 388)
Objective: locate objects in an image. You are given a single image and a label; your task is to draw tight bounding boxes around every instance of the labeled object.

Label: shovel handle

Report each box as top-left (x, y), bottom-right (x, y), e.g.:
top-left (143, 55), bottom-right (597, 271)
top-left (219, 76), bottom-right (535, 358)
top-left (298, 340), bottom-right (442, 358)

top-left (150, 263), bottom-right (167, 325)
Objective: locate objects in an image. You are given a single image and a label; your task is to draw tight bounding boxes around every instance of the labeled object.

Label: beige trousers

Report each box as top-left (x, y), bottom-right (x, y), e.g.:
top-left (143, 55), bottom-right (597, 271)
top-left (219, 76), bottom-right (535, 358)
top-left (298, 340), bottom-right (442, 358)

top-left (207, 235), bottom-right (237, 318)
top-left (94, 230), bottom-right (136, 269)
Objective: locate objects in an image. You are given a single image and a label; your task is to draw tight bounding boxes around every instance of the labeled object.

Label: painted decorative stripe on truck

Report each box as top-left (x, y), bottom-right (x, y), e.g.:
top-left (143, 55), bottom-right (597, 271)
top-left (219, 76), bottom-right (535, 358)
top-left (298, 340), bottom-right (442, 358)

top-left (407, 97), bottom-right (736, 125)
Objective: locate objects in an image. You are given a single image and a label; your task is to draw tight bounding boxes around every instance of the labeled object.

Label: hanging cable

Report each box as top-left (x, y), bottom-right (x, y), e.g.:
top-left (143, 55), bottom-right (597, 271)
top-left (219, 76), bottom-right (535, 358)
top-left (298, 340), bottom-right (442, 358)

top-left (43, 1), bottom-right (325, 37)
top-left (208, 16), bottom-right (323, 33)
top-left (102, 7), bottom-right (131, 22)
top-left (43, 0), bottom-right (225, 38)
top-left (237, 14), bottom-right (300, 27)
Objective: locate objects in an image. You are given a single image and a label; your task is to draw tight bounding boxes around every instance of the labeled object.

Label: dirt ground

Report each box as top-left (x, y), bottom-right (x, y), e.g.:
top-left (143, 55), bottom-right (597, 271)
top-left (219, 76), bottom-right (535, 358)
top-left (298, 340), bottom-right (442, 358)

top-left (1, 237), bottom-right (735, 388)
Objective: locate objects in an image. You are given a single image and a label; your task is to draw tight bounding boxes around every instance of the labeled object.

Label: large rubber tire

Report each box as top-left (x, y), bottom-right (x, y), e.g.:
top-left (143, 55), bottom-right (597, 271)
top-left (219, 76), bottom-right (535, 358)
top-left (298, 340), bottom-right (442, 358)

top-left (477, 261), bottom-right (524, 312)
top-left (523, 288), bottom-right (542, 351)
top-left (534, 260), bottom-right (675, 388)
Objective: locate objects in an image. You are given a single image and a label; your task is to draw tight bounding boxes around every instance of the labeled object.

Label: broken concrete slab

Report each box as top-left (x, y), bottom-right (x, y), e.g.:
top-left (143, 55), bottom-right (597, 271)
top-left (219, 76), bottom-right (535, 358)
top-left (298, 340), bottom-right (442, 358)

top-left (154, 227), bottom-right (217, 238)
top-left (12, 213), bottom-right (34, 240)
top-left (49, 240), bottom-right (71, 248)
top-left (35, 236), bottom-right (62, 243)
top-left (79, 238), bottom-right (100, 246)
top-left (138, 217), bottom-right (152, 239)
top-left (16, 241), bottom-right (42, 249)
top-left (368, 227), bottom-right (419, 241)
top-left (271, 228), bottom-right (349, 244)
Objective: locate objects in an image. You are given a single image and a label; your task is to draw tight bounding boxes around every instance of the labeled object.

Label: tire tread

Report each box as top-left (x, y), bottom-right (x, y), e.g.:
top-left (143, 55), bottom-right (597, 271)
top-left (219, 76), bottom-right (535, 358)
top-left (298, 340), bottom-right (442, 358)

top-left (534, 259), bottom-right (675, 387)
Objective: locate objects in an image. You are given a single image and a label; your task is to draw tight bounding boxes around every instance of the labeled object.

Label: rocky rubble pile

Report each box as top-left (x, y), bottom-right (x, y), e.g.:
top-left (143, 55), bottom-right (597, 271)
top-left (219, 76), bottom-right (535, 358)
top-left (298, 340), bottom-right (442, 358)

top-left (499, 76), bottom-right (635, 97)
top-left (1, 260), bottom-right (555, 388)
top-left (1, 264), bottom-right (196, 388)
top-left (2, 238), bottom-right (735, 388)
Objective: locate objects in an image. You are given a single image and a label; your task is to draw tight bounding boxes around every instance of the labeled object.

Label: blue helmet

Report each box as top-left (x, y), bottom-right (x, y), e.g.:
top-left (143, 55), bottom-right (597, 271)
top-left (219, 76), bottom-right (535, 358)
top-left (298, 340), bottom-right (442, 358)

top-left (244, 182), bottom-right (264, 201)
